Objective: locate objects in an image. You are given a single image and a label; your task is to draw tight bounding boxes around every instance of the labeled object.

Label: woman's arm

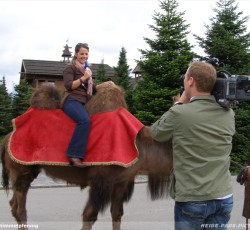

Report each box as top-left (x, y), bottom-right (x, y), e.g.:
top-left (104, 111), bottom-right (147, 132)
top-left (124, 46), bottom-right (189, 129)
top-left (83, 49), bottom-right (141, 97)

top-left (63, 65), bottom-right (92, 90)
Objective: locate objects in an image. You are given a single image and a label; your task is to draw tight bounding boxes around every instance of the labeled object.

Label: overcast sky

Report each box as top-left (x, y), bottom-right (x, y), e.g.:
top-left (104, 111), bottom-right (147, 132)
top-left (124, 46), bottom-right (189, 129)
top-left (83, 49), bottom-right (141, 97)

top-left (1, 0), bottom-right (250, 92)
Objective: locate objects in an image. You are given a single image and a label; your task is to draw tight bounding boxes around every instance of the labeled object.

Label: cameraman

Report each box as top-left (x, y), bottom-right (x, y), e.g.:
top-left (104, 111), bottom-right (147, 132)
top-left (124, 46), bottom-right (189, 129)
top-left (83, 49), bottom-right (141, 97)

top-left (150, 61), bottom-right (235, 229)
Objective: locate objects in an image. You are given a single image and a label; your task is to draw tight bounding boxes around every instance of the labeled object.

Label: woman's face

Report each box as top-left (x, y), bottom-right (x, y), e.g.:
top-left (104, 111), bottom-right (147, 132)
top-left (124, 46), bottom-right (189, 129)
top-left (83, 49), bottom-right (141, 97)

top-left (75, 47), bottom-right (89, 64)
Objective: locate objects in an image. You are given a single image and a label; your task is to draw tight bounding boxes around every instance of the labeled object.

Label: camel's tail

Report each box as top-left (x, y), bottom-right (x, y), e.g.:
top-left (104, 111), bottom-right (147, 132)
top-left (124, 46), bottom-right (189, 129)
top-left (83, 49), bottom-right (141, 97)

top-left (147, 173), bottom-right (169, 200)
top-left (1, 134), bottom-right (10, 193)
top-left (135, 126), bottom-right (173, 200)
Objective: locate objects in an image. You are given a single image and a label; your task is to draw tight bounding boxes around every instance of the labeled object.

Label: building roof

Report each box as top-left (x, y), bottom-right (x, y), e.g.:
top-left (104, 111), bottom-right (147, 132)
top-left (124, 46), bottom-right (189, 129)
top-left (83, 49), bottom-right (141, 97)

top-left (20, 59), bottom-right (115, 77)
top-left (132, 64), bottom-right (142, 74)
top-left (21, 59), bottom-right (66, 76)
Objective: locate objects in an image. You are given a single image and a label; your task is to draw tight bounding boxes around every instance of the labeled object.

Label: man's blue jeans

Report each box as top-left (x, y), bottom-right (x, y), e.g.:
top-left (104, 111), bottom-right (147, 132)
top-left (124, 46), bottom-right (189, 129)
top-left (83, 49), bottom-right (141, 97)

top-left (63, 98), bottom-right (90, 159)
top-left (174, 196), bottom-right (233, 230)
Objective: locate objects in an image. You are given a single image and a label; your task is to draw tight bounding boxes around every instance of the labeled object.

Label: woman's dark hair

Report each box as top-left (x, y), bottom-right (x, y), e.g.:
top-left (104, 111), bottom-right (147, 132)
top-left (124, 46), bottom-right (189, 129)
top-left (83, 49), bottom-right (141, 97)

top-left (75, 43), bottom-right (89, 53)
top-left (71, 43), bottom-right (89, 64)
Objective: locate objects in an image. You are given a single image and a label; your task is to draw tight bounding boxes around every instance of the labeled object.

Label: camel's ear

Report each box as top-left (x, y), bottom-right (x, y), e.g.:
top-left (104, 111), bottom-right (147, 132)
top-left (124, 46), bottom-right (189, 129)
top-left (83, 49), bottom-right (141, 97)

top-left (172, 93), bottom-right (181, 104)
top-left (30, 84), bottom-right (61, 109)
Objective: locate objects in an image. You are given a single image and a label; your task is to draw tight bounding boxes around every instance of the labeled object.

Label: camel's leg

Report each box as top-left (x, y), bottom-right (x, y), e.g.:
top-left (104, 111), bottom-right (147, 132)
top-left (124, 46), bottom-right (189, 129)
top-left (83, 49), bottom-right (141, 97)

top-left (9, 193), bottom-right (18, 219)
top-left (8, 177), bottom-right (30, 230)
top-left (2, 135), bottom-right (38, 230)
top-left (14, 187), bottom-right (29, 226)
top-left (81, 199), bottom-right (98, 230)
top-left (81, 186), bottom-right (99, 230)
top-left (110, 181), bottom-right (135, 230)
top-left (82, 179), bottom-right (111, 230)
top-left (8, 166), bottom-right (40, 230)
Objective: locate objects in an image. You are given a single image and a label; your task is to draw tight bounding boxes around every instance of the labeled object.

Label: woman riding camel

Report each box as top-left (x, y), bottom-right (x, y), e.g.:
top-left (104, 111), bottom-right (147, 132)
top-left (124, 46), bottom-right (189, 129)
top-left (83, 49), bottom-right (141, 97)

top-left (63, 42), bottom-right (113, 167)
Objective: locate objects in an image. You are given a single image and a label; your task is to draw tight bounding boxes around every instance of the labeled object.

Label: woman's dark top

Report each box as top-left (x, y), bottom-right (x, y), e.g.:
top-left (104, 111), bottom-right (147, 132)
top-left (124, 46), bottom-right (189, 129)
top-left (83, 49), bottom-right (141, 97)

top-left (63, 64), bottom-right (96, 104)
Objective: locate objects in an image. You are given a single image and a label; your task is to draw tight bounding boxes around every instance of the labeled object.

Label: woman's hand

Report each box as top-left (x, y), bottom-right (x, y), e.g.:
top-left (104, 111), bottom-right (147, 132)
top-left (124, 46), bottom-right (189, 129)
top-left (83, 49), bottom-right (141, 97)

top-left (84, 69), bottom-right (92, 79)
top-left (80, 69), bottom-right (92, 82)
top-left (71, 69), bottom-right (93, 90)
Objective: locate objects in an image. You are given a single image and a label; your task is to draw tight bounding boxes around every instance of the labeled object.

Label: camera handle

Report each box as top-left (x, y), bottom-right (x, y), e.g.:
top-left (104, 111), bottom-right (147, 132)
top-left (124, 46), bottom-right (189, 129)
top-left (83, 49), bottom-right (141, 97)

top-left (217, 70), bottom-right (231, 79)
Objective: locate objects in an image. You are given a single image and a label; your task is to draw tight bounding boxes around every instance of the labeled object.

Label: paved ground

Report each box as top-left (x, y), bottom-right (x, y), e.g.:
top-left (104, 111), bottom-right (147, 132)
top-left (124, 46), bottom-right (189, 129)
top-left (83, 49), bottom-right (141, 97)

top-left (0, 176), bottom-right (247, 230)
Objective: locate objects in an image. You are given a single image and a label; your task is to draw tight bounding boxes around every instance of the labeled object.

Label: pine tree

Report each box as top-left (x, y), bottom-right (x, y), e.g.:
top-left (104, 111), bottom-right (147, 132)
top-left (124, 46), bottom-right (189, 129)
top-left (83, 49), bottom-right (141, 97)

top-left (95, 59), bottom-right (107, 84)
top-left (194, 0), bottom-right (250, 74)
top-left (132, 0), bottom-right (194, 124)
top-left (0, 76), bottom-right (13, 135)
top-left (194, 0), bottom-right (250, 171)
top-left (113, 47), bottom-right (131, 91)
top-left (231, 105), bottom-right (250, 171)
top-left (12, 79), bottom-right (33, 118)
top-left (113, 47), bottom-right (134, 111)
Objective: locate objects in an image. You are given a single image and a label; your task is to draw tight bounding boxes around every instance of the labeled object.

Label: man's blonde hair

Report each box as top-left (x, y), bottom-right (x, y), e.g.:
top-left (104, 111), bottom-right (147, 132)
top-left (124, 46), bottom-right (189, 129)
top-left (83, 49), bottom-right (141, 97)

top-left (186, 61), bottom-right (217, 93)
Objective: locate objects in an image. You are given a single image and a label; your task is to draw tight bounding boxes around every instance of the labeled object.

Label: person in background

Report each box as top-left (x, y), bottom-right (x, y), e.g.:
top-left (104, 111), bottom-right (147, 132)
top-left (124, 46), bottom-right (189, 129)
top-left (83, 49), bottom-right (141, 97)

top-left (150, 61), bottom-right (235, 229)
top-left (63, 42), bottom-right (113, 167)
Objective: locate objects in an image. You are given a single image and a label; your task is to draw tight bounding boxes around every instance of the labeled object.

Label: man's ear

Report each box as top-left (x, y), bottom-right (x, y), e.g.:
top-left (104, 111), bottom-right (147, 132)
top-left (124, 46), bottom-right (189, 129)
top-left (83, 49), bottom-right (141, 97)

top-left (188, 76), bottom-right (194, 86)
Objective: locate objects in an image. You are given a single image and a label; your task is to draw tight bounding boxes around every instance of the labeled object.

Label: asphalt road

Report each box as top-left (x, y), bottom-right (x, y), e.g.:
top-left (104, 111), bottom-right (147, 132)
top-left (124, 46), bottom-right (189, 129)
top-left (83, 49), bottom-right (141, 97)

top-left (0, 176), bottom-right (246, 230)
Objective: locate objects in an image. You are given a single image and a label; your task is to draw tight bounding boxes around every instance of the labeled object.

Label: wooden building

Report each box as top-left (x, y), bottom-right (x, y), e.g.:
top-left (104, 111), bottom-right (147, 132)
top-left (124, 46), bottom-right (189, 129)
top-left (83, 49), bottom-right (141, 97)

top-left (132, 64), bottom-right (142, 78)
top-left (20, 44), bottom-right (115, 92)
top-left (130, 64), bottom-right (142, 89)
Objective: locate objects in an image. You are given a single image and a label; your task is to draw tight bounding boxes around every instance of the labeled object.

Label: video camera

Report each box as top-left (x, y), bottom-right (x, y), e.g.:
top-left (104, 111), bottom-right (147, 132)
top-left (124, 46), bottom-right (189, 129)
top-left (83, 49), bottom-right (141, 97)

top-left (182, 57), bottom-right (250, 109)
top-left (205, 57), bottom-right (250, 108)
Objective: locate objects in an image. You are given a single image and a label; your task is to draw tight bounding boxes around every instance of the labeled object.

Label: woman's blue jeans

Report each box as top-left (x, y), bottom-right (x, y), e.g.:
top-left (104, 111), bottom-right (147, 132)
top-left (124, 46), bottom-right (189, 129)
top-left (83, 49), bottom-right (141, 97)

top-left (63, 98), bottom-right (90, 159)
top-left (174, 196), bottom-right (233, 230)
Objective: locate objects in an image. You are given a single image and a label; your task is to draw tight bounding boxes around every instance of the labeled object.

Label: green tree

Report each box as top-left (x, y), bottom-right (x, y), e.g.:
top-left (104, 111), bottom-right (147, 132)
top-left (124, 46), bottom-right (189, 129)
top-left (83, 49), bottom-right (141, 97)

top-left (95, 59), bottom-right (107, 84)
top-left (12, 79), bottom-right (33, 118)
top-left (0, 76), bottom-right (12, 135)
top-left (113, 47), bottom-right (131, 90)
top-left (194, 0), bottom-right (250, 171)
top-left (133, 0), bottom-right (194, 124)
top-left (231, 104), bottom-right (250, 171)
top-left (113, 47), bottom-right (134, 111)
top-left (194, 0), bottom-right (250, 74)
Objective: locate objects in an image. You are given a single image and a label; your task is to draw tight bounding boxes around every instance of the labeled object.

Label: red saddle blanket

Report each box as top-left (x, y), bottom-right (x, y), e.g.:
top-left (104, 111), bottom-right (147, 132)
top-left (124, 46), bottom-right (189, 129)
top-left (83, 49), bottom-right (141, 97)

top-left (8, 107), bottom-right (144, 167)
